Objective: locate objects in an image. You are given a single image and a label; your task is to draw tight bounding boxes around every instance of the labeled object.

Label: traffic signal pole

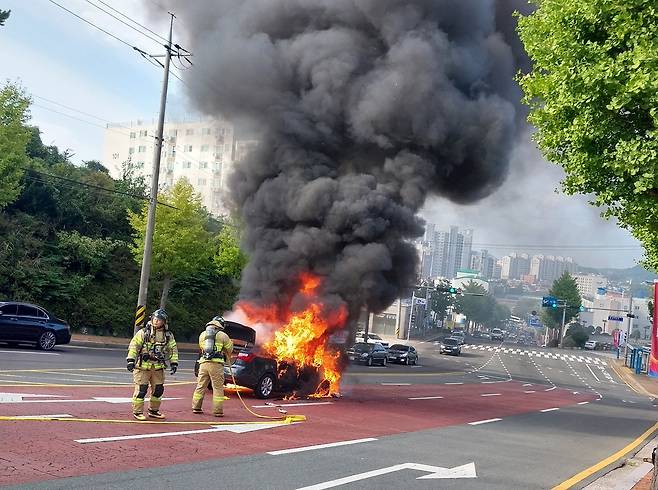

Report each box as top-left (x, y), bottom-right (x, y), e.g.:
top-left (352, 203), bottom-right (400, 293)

top-left (134, 13), bottom-right (175, 334)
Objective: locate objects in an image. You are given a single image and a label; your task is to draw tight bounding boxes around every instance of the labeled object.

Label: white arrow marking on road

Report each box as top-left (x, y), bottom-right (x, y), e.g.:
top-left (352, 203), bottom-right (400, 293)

top-left (408, 396), bottom-right (443, 400)
top-left (76, 421), bottom-right (296, 444)
top-left (296, 462), bottom-right (476, 489)
top-left (268, 438), bottom-right (377, 455)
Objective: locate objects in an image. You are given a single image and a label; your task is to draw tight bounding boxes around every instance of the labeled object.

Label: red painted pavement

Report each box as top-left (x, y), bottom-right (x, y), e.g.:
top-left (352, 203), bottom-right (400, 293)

top-left (0, 381), bottom-right (595, 485)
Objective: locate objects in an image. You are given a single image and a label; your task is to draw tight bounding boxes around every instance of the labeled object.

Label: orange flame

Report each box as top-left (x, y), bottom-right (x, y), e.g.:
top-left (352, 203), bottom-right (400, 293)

top-left (237, 273), bottom-right (348, 396)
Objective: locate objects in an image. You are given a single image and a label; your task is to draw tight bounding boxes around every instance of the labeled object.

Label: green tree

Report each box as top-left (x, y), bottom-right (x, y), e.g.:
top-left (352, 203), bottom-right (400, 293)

top-left (518, 2), bottom-right (658, 270)
top-left (429, 279), bottom-right (454, 324)
top-left (454, 280), bottom-right (492, 330)
top-left (213, 223), bottom-right (247, 280)
top-left (540, 272), bottom-right (582, 338)
top-left (0, 10), bottom-right (10, 26)
top-left (128, 179), bottom-right (213, 308)
top-left (0, 84), bottom-right (30, 208)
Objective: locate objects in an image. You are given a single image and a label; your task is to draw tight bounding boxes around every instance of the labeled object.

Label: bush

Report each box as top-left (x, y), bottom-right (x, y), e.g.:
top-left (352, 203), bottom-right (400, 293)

top-left (547, 338), bottom-right (559, 348)
top-left (562, 336), bottom-right (577, 348)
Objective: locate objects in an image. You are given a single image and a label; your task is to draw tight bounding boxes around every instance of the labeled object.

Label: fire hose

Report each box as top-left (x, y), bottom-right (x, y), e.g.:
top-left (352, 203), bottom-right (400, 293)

top-left (226, 362), bottom-right (306, 422)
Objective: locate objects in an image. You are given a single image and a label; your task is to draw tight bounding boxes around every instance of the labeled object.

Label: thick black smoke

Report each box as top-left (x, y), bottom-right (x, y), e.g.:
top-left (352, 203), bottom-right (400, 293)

top-left (153, 0), bottom-right (527, 317)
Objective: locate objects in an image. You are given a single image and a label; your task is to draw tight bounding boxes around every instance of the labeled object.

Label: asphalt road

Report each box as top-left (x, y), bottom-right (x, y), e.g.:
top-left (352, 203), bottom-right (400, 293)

top-left (0, 339), bottom-right (656, 489)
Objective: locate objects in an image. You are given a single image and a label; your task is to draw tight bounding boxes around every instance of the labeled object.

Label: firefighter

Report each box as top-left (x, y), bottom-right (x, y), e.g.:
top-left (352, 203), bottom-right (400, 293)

top-left (192, 315), bottom-right (233, 417)
top-left (126, 309), bottom-right (179, 420)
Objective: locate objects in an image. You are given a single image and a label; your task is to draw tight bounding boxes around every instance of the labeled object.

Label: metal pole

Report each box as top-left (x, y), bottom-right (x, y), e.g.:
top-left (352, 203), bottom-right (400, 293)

top-left (134, 14), bottom-right (174, 334)
top-left (624, 280), bottom-right (633, 361)
top-left (406, 291), bottom-right (415, 343)
top-left (396, 298), bottom-right (402, 339)
top-left (558, 302), bottom-right (567, 347)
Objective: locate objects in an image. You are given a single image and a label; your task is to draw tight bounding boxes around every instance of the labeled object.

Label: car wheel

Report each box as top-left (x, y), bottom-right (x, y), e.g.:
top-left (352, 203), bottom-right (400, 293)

top-left (38, 331), bottom-right (56, 351)
top-left (382, 357), bottom-right (387, 367)
top-left (405, 357), bottom-right (410, 365)
top-left (412, 356), bottom-right (418, 365)
top-left (367, 356), bottom-right (373, 367)
top-left (255, 373), bottom-right (275, 399)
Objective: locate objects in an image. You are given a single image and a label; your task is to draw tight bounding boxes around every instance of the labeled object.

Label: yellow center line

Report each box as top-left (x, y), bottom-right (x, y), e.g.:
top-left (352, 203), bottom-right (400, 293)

top-left (553, 421), bottom-right (658, 489)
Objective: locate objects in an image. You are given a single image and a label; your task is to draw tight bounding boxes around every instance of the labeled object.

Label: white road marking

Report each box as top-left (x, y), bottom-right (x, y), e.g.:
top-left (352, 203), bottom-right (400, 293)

top-left (578, 401), bottom-right (589, 405)
top-left (540, 408), bottom-right (559, 412)
top-left (480, 393), bottom-right (501, 397)
top-left (523, 390), bottom-right (536, 394)
top-left (252, 402), bottom-right (332, 408)
top-left (77, 422), bottom-right (294, 443)
top-left (586, 364), bottom-right (601, 382)
top-left (445, 382), bottom-right (463, 385)
top-left (381, 383), bottom-right (411, 386)
top-left (0, 397), bottom-right (179, 404)
top-left (408, 396), bottom-right (443, 400)
top-left (295, 462), bottom-right (477, 489)
top-left (11, 414), bottom-right (72, 419)
top-left (468, 418), bottom-right (502, 426)
top-left (545, 387), bottom-right (556, 391)
top-left (0, 392), bottom-right (67, 402)
top-left (267, 437), bottom-right (377, 455)
top-left (0, 350), bottom-right (60, 356)
top-left (523, 383), bottom-right (533, 387)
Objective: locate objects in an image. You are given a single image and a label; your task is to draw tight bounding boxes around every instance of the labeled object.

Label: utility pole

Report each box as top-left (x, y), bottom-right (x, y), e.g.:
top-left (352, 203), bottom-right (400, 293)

top-left (407, 291), bottom-right (416, 343)
top-left (134, 13), bottom-right (175, 334)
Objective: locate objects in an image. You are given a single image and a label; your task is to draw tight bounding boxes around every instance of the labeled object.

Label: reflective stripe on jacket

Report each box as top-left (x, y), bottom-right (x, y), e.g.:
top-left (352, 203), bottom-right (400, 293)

top-left (127, 328), bottom-right (179, 370)
top-left (198, 330), bottom-right (233, 364)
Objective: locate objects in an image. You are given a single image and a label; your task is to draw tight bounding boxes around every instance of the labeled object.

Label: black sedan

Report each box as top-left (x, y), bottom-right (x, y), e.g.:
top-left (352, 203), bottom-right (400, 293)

top-left (386, 344), bottom-right (419, 365)
top-left (439, 337), bottom-right (462, 356)
top-left (346, 342), bottom-right (388, 366)
top-left (0, 302), bottom-right (71, 350)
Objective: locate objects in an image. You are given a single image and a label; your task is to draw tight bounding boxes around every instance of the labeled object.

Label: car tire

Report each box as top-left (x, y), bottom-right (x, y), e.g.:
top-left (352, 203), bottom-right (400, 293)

top-left (38, 331), bottom-right (57, 351)
top-left (382, 357), bottom-right (387, 367)
top-left (405, 357), bottom-right (409, 365)
top-left (255, 373), bottom-right (275, 399)
top-left (367, 357), bottom-right (373, 367)
top-left (412, 357), bottom-right (418, 365)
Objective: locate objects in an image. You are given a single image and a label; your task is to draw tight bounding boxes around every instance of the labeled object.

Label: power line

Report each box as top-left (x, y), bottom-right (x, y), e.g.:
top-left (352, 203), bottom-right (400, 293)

top-left (23, 167), bottom-right (178, 209)
top-left (83, 0), bottom-right (165, 47)
top-left (47, 0), bottom-right (136, 50)
top-left (91, 0), bottom-right (169, 44)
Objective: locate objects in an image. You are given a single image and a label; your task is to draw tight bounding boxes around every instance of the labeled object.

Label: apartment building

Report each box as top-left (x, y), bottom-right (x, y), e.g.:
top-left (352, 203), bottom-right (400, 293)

top-left (102, 118), bottom-right (244, 216)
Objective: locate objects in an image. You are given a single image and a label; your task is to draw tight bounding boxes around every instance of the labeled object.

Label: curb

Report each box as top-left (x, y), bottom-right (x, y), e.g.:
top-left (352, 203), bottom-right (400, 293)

top-left (69, 340), bottom-right (199, 354)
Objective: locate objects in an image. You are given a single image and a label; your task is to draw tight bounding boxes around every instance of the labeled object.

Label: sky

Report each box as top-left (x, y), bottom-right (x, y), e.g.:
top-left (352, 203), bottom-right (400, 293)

top-left (1, 0), bottom-right (645, 269)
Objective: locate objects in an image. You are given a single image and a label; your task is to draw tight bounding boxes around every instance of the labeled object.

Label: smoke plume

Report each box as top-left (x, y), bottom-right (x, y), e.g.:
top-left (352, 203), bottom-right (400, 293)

top-left (152, 1), bottom-right (528, 317)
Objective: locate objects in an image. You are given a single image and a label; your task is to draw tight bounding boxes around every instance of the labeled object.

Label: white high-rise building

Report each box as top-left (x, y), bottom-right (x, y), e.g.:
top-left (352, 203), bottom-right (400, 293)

top-left (420, 224), bottom-right (472, 280)
top-left (102, 118), bottom-right (248, 216)
top-left (574, 274), bottom-right (608, 299)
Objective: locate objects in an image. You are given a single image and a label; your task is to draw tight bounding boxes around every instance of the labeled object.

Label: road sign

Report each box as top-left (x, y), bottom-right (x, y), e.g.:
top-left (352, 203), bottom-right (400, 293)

top-left (608, 315), bottom-right (624, 322)
top-left (542, 296), bottom-right (558, 308)
top-left (296, 462), bottom-right (477, 489)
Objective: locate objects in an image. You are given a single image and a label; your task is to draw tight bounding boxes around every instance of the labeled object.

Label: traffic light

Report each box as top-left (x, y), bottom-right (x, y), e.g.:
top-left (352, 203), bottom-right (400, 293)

top-left (448, 287), bottom-right (457, 294)
top-left (438, 286), bottom-right (462, 295)
top-left (579, 305), bottom-right (586, 312)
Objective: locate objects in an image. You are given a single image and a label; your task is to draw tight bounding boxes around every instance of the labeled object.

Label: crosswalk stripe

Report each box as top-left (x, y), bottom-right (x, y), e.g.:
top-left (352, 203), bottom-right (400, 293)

top-left (462, 345), bottom-right (607, 365)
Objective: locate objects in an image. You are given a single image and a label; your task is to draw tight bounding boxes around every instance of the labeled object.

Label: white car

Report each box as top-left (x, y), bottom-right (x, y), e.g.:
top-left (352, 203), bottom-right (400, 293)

top-left (584, 340), bottom-right (599, 350)
top-left (491, 328), bottom-right (504, 341)
top-left (355, 332), bottom-right (389, 349)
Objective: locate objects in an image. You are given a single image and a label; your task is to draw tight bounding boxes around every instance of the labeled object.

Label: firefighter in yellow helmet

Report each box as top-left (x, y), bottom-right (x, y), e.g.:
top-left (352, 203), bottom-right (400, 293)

top-left (192, 316), bottom-right (233, 417)
top-left (126, 309), bottom-right (179, 421)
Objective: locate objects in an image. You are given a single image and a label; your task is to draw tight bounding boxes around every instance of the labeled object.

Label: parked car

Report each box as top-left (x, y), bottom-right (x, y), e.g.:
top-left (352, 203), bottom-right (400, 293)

top-left (386, 344), bottom-right (419, 365)
top-left (481, 332), bottom-right (492, 340)
top-left (584, 340), bottom-right (599, 350)
top-left (491, 328), bottom-right (505, 341)
top-left (222, 321), bottom-right (300, 399)
top-left (440, 338), bottom-right (462, 356)
top-left (0, 302), bottom-right (71, 350)
top-left (346, 342), bottom-right (388, 366)
top-left (355, 332), bottom-right (389, 349)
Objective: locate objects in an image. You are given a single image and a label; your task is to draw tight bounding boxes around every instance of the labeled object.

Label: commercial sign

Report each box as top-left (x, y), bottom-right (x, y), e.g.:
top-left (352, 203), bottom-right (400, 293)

top-left (608, 315), bottom-right (624, 322)
top-left (649, 283), bottom-right (658, 377)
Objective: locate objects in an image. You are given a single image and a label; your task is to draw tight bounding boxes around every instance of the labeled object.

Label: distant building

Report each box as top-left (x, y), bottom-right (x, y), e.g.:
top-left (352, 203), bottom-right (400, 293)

top-left (529, 254), bottom-right (576, 284)
top-left (102, 118), bottom-right (252, 216)
top-left (573, 274), bottom-right (608, 300)
top-left (420, 225), bottom-right (472, 280)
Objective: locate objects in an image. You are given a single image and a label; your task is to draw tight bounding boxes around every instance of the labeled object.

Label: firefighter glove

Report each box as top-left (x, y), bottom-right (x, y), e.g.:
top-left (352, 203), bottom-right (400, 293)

top-left (170, 363), bottom-right (178, 375)
top-left (194, 360), bottom-right (200, 377)
top-left (126, 359), bottom-right (135, 372)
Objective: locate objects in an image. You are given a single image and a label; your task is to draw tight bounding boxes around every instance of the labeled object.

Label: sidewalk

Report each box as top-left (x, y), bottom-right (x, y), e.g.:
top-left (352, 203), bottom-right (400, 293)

top-left (588, 359), bottom-right (658, 490)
